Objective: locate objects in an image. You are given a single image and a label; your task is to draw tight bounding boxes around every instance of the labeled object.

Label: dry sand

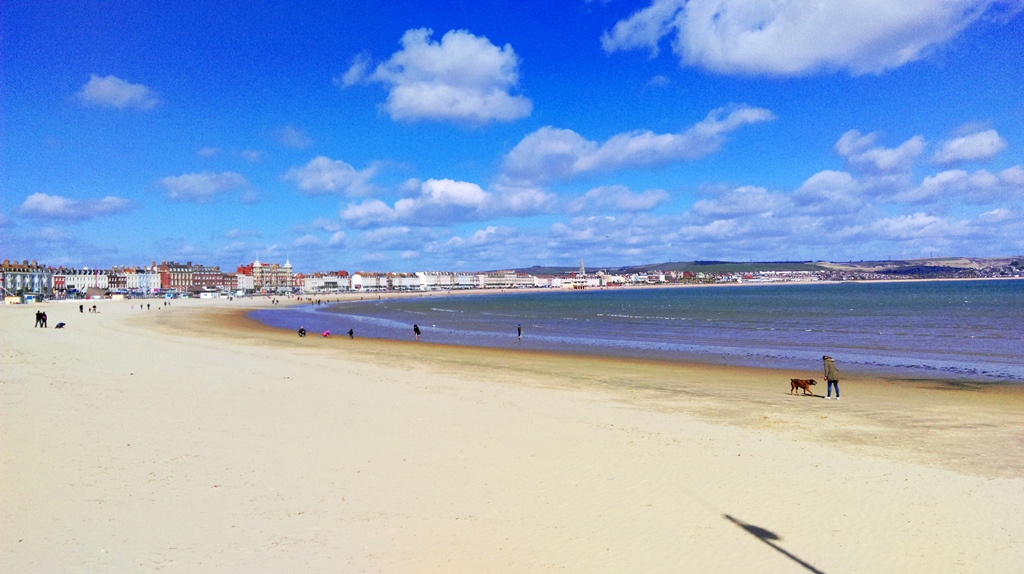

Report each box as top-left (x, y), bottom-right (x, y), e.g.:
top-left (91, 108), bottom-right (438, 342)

top-left (2, 297), bottom-right (1022, 572)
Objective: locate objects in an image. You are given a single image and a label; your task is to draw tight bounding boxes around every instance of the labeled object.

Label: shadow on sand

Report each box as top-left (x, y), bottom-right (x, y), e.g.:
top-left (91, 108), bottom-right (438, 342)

top-left (723, 514), bottom-right (826, 574)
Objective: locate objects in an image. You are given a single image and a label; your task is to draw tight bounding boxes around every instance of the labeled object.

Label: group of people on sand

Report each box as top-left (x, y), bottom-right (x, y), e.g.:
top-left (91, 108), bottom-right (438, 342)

top-left (33, 310), bottom-right (65, 329)
top-left (298, 326), bottom-right (354, 339)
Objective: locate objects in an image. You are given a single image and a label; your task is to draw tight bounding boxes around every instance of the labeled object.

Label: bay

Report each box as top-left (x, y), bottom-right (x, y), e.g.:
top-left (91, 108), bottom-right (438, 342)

top-left (251, 279), bottom-right (1024, 383)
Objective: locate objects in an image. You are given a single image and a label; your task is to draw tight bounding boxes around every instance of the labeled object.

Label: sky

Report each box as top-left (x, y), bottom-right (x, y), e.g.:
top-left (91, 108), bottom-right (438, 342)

top-left (2, 1), bottom-right (1023, 273)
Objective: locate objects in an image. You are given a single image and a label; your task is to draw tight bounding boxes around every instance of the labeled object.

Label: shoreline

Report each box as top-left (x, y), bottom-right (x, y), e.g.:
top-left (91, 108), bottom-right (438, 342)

top-left (216, 302), bottom-right (1024, 477)
top-left (3, 297), bottom-right (1022, 571)
top-left (251, 279), bottom-right (1024, 385)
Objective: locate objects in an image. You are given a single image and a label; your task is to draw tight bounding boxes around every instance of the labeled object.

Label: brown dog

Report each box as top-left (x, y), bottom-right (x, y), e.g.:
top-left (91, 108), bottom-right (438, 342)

top-left (790, 379), bottom-right (817, 396)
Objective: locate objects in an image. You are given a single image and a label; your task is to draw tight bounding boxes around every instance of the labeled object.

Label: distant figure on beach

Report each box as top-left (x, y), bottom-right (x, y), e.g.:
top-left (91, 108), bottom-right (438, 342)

top-left (55, 322), bottom-right (65, 329)
top-left (41, 312), bottom-right (48, 328)
top-left (823, 355), bottom-right (840, 400)
top-left (321, 330), bottom-right (330, 338)
top-left (517, 324), bottom-right (522, 339)
top-left (298, 326), bottom-right (306, 337)
top-left (79, 304), bottom-right (84, 313)
top-left (34, 310), bottom-right (42, 328)
top-left (413, 324), bottom-right (421, 341)
top-left (347, 329), bottom-right (354, 339)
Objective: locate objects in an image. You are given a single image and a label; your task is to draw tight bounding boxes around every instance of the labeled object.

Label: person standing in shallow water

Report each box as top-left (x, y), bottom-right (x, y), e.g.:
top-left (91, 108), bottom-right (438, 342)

top-left (823, 355), bottom-right (840, 400)
top-left (413, 324), bottom-right (421, 341)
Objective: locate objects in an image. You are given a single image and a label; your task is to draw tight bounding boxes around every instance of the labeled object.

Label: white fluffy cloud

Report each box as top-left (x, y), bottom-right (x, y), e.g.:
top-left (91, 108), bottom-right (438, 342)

top-left (900, 165), bottom-right (1024, 203)
top-left (932, 129), bottom-right (1008, 164)
top-left (276, 125), bottom-right (313, 149)
top-left (502, 105), bottom-right (773, 184)
top-left (283, 156), bottom-right (377, 196)
top-left (342, 178), bottom-right (553, 227)
top-left (77, 74), bottom-right (159, 110)
top-left (349, 28), bottom-right (532, 124)
top-left (19, 193), bottom-right (132, 220)
top-left (159, 172), bottom-right (249, 203)
top-left (691, 185), bottom-right (781, 217)
top-left (868, 213), bottom-right (970, 240)
top-left (601, 0), bottom-right (1011, 76)
top-left (569, 185), bottom-right (671, 213)
top-left (835, 130), bottom-right (925, 174)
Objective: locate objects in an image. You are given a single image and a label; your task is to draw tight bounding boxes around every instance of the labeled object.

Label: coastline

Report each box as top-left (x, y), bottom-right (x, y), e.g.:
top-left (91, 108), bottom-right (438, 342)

top-left (3, 298), bottom-right (1022, 572)
top-left (257, 278), bottom-right (1024, 383)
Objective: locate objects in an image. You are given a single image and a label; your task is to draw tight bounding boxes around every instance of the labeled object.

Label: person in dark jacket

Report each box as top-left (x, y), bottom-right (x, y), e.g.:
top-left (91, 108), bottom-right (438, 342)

top-left (823, 355), bottom-right (840, 400)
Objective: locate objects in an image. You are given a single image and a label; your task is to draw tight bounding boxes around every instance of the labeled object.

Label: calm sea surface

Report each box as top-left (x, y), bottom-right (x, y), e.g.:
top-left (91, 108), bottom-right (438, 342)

top-left (251, 280), bottom-right (1024, 382)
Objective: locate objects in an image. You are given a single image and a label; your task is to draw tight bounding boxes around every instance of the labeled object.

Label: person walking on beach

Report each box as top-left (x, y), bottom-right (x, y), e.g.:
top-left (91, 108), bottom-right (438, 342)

top-left (34, 310), bottom-right (43, 327)
top-left (413, 324), bottom-right (421, 341)
top-left (823, 355), bottom-right (840, 400)
top-left (517, 324), bottom-right (522, 339)
top-left (79, 304), bottom-right (84, 313)
top-left (347, 329), bottom-right (354, 339)
top-left (41, 312), bottom-right (47, 328)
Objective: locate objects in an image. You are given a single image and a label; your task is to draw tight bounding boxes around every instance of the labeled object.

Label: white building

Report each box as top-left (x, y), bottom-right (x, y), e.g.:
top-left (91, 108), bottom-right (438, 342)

top-left (1, 260), bottom-right (53, 297)
top-left (351, 272), bottom-right (387, 291)
top-left (301, 272), bottom-right (351, 292)
top-left (475, 271), bottom-right (535, 289)
top-left (125, 268), bottom-right (161, 294)
top-left (59, 268), bottom-right (109, 292)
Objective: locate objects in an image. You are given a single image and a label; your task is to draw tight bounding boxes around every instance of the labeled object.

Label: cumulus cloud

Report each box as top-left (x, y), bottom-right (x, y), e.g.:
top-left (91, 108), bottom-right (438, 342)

top-left (159, 172), bottom-right (249, 203)
top-left (355, 28), bottom-right (532, 124)
top-left (342, 178), bottom-right (553, 228)
top-left (342, 199), bottom-right (397, 227)
top-left (868, 213), bottom-right (969, 240)
top-left (601, 0), bottom-right (1012, 76)
top-left (336, 53), bottom-right (371, 87)
top-left (792, 170), bottom-right (864, 213)
top-left (19, 193), bottom-right (132, 220)
top-left (932, 129), bottom-right (1007, 164)
top-left (978, 207), bottom-right (1012, 222)
top-left (327, 231), bottom-right (347, 247)
top-left (77, 74), bottom-right (159, 110)
top-left (569, 185), bottom-right (671, 213)
top-left (835, 130), bottom-right (925, 174)
top-left (283, 156), bottom-right (377, 196)
top-left (239, 149), bottom-right (265, 163)
top-left (292, 234), bottom-right (322, 248)
top-left (276, 125), bottom-right (313, 149)
top-left (502, 105), bottom-right (773, 184)
top-left (691, 185), bottom-right (781, 217)
top-left (900, 165), bottom-right (1024, 203)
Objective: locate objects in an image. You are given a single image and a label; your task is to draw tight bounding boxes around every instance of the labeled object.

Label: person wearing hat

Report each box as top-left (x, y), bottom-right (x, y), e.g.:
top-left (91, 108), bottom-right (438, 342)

top-left (823, 355), bottom-right (840, 400)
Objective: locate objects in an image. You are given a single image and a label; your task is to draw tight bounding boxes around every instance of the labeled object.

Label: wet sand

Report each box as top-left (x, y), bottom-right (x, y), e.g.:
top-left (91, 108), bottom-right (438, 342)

top-left (2, 297), bottom-right (1022, 572)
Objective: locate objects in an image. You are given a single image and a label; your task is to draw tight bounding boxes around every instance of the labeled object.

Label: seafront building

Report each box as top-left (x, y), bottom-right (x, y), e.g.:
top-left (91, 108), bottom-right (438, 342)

top-left (1, 259), bottom-right (53, 300)
top-left (237, 259), bottom-right (294, 293)
top-left (296, 271), bottom-right (350, 292)
top-left (4, 255), bottom-right (1020, 303)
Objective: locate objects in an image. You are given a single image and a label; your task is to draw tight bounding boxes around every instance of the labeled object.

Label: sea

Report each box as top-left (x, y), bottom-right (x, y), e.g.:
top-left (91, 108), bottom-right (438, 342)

top-left (250, 279), bottom-right (1024, 383)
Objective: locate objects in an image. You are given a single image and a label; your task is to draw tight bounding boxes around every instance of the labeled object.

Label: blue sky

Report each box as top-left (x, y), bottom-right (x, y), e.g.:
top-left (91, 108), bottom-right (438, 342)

top-left (3, 1), bottom-right (1023, 272)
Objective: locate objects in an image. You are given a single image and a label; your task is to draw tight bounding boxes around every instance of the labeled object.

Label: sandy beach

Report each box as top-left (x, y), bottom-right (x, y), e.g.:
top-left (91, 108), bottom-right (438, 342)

top-left (2, 297), bottom-right (1022, 572)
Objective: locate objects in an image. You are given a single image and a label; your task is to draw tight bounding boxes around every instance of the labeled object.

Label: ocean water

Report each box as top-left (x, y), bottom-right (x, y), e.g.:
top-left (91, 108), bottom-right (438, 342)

top-left (251, 280), bottom-right (1024, 382)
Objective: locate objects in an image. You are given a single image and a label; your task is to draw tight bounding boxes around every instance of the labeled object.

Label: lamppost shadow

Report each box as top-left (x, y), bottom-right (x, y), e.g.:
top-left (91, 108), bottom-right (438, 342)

top-left (723, 514), bottom-right (826, 574)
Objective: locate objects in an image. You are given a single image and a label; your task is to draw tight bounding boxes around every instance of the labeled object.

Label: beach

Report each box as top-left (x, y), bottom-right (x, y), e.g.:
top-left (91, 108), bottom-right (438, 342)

top-left (2, 297), bottom-right (1022, 572)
